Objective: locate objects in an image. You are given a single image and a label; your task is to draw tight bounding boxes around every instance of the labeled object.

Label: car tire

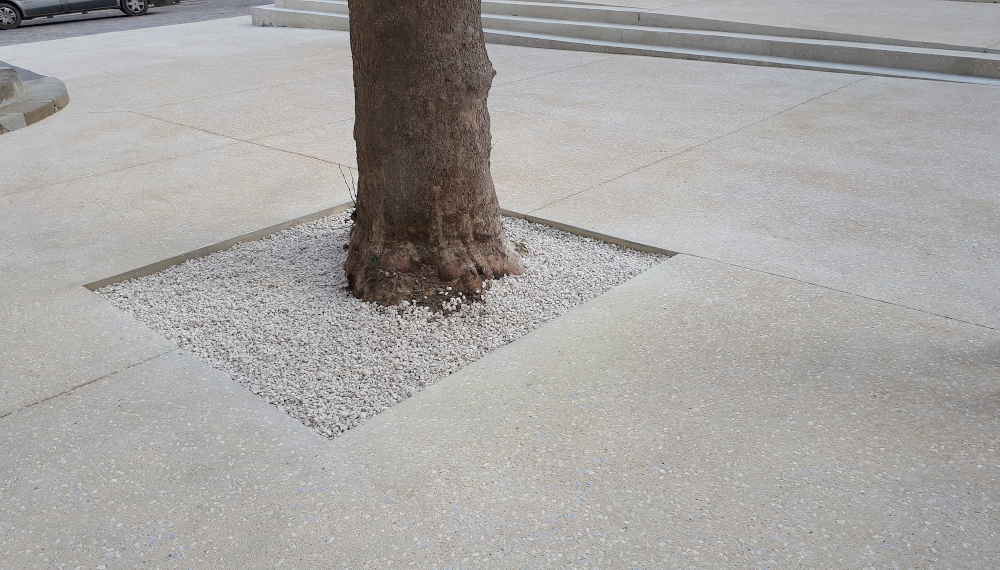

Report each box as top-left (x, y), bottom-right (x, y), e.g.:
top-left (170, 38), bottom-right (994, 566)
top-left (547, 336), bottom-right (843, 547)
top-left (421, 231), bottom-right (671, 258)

top-left (0, 2), bottom-right (22, 30)
top-left (120, 0), bottom-right (148, 16)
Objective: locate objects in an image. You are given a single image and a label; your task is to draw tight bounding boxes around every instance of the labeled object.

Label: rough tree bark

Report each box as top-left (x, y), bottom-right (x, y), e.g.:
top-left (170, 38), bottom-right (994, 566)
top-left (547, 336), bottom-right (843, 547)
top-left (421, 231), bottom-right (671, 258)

top-left (344, 0), bottom-right (523, 307)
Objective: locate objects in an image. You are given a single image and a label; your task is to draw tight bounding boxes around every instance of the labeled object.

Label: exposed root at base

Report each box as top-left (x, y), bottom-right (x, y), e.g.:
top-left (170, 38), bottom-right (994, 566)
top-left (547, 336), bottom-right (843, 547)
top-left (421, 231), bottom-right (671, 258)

top-left (356, 264), bottom-right (488, 314)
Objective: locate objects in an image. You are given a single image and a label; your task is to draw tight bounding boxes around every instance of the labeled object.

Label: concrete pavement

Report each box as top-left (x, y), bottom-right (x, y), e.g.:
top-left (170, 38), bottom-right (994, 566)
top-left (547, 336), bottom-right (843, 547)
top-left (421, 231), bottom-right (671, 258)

top-left (1, 8), bottom-right (998, 569)
top-left (0, 0), bottom-right (278, 47)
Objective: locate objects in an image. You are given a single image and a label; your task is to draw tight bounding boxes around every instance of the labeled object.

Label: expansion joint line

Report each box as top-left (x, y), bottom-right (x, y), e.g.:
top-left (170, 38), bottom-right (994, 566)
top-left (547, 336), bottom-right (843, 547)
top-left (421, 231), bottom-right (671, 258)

top-left (490, 54), bottom-right (615, 90)
top-left (137, 56), bottom-right (620, 168)
top-left (0, 138), bottom-right (243, 200)
top-left (682, 253), bottom-right (999, 332)
top-left (128, 111), bottom-right (359, 173)
top-left (0, 348), bottom-right (179, 420)
top-left (528, 75), bottom-right (870, 215)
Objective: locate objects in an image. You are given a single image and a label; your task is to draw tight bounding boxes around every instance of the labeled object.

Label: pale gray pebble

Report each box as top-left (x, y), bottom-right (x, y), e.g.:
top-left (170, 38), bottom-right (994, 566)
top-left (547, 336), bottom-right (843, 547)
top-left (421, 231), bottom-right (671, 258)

top-left (99, 211), bottom-right (665, 438)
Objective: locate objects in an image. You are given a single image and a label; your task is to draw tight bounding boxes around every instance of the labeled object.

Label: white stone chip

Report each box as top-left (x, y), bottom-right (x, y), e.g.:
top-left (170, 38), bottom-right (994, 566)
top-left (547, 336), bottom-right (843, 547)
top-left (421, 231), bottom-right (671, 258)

top-left (99, 211), bottom-right (665, 438)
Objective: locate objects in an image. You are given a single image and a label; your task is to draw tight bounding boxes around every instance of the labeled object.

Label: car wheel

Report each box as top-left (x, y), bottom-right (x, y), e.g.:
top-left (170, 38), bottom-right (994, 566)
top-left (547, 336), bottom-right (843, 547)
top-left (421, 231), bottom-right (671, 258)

top-left (0, 2), bottom-right (22, 30)
top-left (120, 0), bottom-right (148, 16)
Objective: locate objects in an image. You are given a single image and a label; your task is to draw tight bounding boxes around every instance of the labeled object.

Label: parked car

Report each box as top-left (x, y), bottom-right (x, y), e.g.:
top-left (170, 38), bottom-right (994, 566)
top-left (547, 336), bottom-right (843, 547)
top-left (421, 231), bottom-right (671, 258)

top-left (0, 0), bottom-right (147, 30)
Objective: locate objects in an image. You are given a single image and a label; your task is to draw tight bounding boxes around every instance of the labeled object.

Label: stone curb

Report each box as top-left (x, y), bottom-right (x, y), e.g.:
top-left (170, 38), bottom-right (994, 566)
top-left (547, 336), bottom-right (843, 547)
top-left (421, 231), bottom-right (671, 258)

top-left (84, 202), bottom-right (677, 291)
top-left (0, 66), bottom-right (22, 105)
top-left (0, 69), bottom-right (70, 135)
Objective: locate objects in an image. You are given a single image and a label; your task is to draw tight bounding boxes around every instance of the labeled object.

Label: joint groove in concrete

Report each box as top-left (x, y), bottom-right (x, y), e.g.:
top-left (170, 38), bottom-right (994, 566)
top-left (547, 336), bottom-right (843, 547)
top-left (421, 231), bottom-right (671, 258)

top-left (0, 349), bottom-right (178, 421)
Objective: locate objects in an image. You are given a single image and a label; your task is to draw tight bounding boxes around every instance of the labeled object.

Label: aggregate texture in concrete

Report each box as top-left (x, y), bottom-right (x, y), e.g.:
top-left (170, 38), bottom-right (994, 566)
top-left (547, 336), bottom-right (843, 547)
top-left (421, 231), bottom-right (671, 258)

top-left (1, 11), bottom-right (999, 569)
top-left (3, 257), bottom-right (998, 568)
top-left (530, 73), bottom-right (1000, 329)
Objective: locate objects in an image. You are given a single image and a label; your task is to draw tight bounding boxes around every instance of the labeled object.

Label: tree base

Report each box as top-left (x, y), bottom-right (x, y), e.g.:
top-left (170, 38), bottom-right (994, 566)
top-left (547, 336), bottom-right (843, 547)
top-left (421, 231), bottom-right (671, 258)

top-left (345, 239), bottom-right (525, 311)
top-left (346, 0), bottom-right (517, 309)
top-left (354, 264), bottom-right (485, 312)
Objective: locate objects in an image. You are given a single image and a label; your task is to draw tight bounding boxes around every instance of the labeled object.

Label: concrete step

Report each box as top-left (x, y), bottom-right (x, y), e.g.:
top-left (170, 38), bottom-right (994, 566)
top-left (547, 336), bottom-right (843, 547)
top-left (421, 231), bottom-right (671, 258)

top-left (484, 28), bottom-right (1000, 86)
top-left (253, 4), bottom-right (349, 31)
top-left (275, 0), bottom-right (346, 14)
top-left (485, 15), bottom-right (1000, 80)
top-left (268, 0), bottom-right (1000, 55)
top-left (483, 0), bottom-right (1000, 54)
top-left (249, 1), bottom-right (1000, 84)
top-left (0, 75), bottom-right (71, 135)
top-left (1, 66), bottom-right (23, 106)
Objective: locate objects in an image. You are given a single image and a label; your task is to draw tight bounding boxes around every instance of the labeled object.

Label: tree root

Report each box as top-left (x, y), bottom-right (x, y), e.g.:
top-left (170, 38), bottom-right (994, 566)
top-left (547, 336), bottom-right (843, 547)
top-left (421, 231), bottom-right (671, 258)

top-left (345, 242), bottom-right (525, 311)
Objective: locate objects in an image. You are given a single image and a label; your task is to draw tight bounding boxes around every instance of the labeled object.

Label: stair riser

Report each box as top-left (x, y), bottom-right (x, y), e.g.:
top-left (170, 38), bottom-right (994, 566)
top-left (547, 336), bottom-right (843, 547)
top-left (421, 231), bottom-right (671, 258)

top-left (277, 0), bottom-right (348, 14)
top-left (251, 6), bottom-right (350, 31)
top-left (975, 59), bottom-right (1000, 78)
top-left (483, 30), bottom-right (1000, 85)
top-left (636, 29), bottom-right (998, 79)
top-left (483, 1), bottom-right (993, 54)
top-left (248, 6), bottom-right (1000, 82)
top-left (485, 17), bottom-right (1000, 79)
top-left (482, 1), bottom-right (640, 26)
top-left (0, 76), bottom-right (70, 135)
top-left (264, 0), bottom-right (999, 56)
top-left (484, 29), bottom-right (822, 72)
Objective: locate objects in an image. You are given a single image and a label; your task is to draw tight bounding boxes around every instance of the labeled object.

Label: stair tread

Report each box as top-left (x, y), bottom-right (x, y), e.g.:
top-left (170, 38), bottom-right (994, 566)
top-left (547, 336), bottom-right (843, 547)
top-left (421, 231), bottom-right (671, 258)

top-left (484, 27), bottom-right (1000, 85)
top-left (263, 3), bottom-right (998, 59)
top-left (252, 5), bottom-right (1000, 84)
top-left (267, 0), bottom-right (999, 55)
top-left (484, 14), bottom-right (1000, 60)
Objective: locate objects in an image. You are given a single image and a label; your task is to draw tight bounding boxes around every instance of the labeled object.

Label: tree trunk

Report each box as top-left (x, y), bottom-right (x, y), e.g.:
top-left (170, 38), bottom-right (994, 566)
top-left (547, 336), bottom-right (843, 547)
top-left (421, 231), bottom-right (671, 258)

top-left (344, 0), bottom-right (523, 307)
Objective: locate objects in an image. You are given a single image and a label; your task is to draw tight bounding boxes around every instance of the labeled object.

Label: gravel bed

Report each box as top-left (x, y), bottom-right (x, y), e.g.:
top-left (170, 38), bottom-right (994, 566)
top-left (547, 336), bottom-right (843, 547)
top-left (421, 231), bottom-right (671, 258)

top-left (99, 211), bottom-right (666, 438)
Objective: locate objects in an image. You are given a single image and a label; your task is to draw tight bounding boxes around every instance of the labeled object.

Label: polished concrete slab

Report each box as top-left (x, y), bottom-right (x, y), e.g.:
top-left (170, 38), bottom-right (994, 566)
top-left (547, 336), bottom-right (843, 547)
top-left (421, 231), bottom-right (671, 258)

top-left (0, 286), bottom-right (176, 417)
top-left (142, 73), bottom-right (356, 140)
top-left (531, 74), bottom-right (1000, 329)
top-left (251, 116), bottom-right (357, 167)
top-left (0, 140), bottom-right (350, 414)
top-left (1, 12), bottom-right (998, 570)
top-left (2, 142), bottom-right (349, 284)
top-left (1, 22), bottom-right (350, 115)
top-left (2, 257), bottom-right (997, 568)
top-left (489, 55), bottom-right (858, 212)
top-left (0, 111), bottom-right (232, 197)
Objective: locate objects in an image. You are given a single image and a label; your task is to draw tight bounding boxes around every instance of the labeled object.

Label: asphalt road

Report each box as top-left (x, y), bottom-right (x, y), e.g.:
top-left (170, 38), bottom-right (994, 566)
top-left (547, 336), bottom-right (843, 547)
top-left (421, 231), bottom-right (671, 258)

top-left (0, 0), bottom-right (265, 47)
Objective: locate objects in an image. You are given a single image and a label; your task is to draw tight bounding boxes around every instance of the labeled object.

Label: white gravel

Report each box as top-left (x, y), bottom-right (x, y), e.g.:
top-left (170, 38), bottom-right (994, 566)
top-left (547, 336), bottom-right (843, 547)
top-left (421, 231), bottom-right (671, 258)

top-left (99, 211), bottom-right (665, 438)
